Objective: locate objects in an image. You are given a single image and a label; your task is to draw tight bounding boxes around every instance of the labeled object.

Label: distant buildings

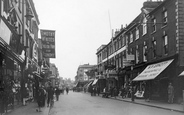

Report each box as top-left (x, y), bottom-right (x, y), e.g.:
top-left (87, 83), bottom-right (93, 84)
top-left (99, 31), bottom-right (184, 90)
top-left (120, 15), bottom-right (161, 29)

top-left (75, 64), bottom-right (97, 82)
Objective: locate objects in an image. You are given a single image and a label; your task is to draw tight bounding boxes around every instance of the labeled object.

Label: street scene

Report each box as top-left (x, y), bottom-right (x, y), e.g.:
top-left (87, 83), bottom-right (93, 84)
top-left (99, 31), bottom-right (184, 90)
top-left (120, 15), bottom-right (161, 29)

top-left (5, 91), bottom-right (184, 115)
top-left (1, 0), bottom-right (184, 115)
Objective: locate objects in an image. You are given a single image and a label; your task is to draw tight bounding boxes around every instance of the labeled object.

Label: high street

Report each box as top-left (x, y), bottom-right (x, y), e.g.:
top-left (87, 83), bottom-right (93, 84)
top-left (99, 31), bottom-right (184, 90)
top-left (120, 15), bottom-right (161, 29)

top-left (5, 91), bottom-right (184, 115)
top-left (48, 91), bottom-right (183, 115)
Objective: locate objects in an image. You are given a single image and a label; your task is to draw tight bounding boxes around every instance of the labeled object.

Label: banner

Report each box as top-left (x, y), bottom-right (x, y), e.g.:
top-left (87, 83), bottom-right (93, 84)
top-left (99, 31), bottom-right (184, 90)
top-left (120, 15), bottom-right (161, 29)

top-left (40, 29), bottom-right (56, 58)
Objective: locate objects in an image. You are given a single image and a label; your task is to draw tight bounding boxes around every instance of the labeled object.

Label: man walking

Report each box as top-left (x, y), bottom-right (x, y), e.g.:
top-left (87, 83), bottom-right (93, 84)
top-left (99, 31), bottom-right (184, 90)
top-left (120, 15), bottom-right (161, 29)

top-left (168, 83), bottom-right (174, 103)
top-left (47, 85), bottom-right (54, 107)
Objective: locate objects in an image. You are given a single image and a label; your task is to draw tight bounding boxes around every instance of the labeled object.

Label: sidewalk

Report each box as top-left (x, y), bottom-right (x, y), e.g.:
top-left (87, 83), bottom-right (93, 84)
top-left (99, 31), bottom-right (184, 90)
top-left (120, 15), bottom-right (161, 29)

top-left (109, 96), bottom-right (184, 113)
top-left (85, 92), bottom-right (184, 113)
top-left (4, 102), bottom-right (50, 115)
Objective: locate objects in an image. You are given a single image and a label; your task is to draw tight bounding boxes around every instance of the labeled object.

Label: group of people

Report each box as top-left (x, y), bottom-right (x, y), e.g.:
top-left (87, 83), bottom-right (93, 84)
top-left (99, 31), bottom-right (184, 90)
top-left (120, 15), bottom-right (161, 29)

top-left (90, 86), bottom-right (100, 96)
top-left (89, 82), bottom-right (175, 104)
top-left (36, 85), bottom-right (70, 112)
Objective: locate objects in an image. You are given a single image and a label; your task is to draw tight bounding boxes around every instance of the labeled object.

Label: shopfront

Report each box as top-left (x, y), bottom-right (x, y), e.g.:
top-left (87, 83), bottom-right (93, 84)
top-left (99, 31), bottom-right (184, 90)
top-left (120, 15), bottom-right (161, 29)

top-left (0, 15), bottom-right (24, 113)
top-left (133, 59), bottom-right (176, 101)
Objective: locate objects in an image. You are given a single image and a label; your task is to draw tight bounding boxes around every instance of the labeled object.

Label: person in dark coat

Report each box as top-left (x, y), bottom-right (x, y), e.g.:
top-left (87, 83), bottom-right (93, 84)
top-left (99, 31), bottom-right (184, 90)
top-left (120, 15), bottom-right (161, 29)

top-left (66, 87), bottom-right (69, 94)
top-left (36, 87), bottom-right (45, 112)
top-left (55, 87), bottom-right (60, 101)
top-left (47, 86), bottom-right (54, 107)
top-left (97, 86), bottom-right (100, 96)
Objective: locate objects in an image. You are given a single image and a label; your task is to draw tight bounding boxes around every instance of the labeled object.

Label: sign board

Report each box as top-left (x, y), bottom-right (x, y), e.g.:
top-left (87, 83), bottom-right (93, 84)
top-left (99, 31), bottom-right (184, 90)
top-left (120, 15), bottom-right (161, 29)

top-left (126, 54), bottom-right (135, 61)
top-left (133, 59), bottom-right (173, 81)
top-left (40, 29), bottom-right (56, 58)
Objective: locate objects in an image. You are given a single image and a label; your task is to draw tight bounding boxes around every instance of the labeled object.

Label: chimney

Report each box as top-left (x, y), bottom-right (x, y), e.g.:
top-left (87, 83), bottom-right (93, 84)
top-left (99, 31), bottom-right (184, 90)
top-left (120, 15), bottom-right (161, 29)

top-left (142, 0), bottom-right (162, 9)
top-left (115, 29), bottom-right (120, 37)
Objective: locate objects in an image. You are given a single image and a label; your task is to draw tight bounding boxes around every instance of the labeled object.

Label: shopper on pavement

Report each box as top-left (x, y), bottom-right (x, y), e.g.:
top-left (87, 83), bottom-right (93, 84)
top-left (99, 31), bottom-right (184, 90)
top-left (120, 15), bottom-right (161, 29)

top-left (168, 83), bottom-right (174, 103)
top-left (55, 87), bottom-right (60, 101)
top-left (66, 87), bottom-right (69, 94)
top-left (36, 86), bottom-right (45, 112)
top-left (47, 85), bottom-right (54, 107)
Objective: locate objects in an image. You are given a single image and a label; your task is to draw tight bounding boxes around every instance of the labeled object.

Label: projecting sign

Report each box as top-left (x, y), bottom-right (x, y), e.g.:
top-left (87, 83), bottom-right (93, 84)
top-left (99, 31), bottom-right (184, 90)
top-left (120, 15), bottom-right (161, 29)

top-left (40, 29), bottom-right (56, 58)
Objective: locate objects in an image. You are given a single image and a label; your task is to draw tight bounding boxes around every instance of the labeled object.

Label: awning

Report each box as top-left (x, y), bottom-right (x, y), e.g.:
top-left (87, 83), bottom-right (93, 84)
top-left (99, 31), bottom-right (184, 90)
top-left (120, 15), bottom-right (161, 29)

top-left (179, 71), bottom-right (184, 77)
top-left (92, 79), bottom-right (98, 85)
top-left (133, 59), bottom-right (173, 81)
top-left (86, 81), bottom-right (93, 88)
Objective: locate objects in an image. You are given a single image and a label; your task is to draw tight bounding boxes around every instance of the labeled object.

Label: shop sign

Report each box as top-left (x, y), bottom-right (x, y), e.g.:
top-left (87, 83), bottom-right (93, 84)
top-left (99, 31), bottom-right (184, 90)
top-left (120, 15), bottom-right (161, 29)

top-left (40, 29), bottom-right (56, 58)
top-left (133, 59), bottom-right (173, 81)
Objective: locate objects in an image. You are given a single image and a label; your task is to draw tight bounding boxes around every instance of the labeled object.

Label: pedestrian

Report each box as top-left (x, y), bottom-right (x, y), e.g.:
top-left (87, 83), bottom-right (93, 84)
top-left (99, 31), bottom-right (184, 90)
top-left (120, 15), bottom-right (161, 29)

top-left (97, 86), bottom-right (100, 96)
top-left (168, 83), bottom-right (174, 103)
top-left (36, 86), bottom-right (45, 112)
top-left (66, 87), bottom-right (69, 94)
top-left (93, 86), bottom-right (96, 96)
top-left (90, 86), bottom-right (93, 96)
top-left (144, 82), bottom-right (150, 102)
top-left (47, 85), bottom-right (54, 107)
top-left (114, 87), bottom-right (118, 99)
top-left (55, 87), bottom-right (60, 101)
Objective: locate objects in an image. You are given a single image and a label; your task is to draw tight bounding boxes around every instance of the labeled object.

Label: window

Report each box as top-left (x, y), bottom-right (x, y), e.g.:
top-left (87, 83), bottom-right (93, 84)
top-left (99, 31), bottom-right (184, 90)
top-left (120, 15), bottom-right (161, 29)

top-left (152, 37), bottom-right (157, 58)
top-left (118, 38), bottom-right (121, 49)
top-left (143, 17), bottom-right (147, 35)
top-left (152, 17), bottom-right (156, 32)
top-left (163, 31), bottom-right (168, 54)
top-left (130, 32), bottom-right (133, 43)
top-left (136, 45), bottom-right (139, 64)
top-left (143, 41), bottom-right (147, 62)
top-left (136, 27), bottom-right (139, 39)
top-left (119, 54), bottom-right (122, 67)
top-left (162, 8), bottom-right (167, 26)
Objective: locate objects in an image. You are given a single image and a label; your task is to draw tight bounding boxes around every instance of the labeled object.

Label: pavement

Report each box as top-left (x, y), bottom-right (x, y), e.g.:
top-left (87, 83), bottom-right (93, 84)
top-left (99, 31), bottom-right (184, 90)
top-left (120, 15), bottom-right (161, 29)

top-left (3, 92), bottom-right (184, 115)
top-left (107, 95), bottom-right (184, 113)
top-left (4, 101), bottom-right (50, 115)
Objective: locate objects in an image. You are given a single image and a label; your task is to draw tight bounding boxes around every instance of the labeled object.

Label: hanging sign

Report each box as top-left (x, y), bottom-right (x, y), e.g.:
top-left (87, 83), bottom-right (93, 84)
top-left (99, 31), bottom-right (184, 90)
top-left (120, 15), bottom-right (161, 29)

top-left (40, 29), bottom-right (56, 58)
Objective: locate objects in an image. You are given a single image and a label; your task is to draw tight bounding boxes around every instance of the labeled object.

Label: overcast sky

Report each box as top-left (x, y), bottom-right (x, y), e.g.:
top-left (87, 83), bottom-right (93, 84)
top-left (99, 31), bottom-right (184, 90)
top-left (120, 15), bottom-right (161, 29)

top-left (34, 0), bottom-right (146, 80)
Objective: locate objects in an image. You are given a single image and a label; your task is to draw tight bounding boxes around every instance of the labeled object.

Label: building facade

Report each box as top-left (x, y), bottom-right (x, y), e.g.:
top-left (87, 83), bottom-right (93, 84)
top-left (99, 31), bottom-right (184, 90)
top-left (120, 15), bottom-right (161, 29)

top-left (97, 0), bottom-right (184, 103)
top-left (0, 0), bottom-right (41, 113)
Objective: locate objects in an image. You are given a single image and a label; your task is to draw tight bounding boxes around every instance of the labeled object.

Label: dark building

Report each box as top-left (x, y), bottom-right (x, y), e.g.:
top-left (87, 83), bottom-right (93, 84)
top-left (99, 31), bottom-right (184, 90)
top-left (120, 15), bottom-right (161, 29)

top-left (96, 0), bottom-right (184, 103)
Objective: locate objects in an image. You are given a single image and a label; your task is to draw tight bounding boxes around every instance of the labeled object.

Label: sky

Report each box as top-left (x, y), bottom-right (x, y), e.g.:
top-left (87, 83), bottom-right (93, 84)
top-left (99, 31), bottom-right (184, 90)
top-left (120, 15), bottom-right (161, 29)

top-left (34, 0), bottom-right (146, 80)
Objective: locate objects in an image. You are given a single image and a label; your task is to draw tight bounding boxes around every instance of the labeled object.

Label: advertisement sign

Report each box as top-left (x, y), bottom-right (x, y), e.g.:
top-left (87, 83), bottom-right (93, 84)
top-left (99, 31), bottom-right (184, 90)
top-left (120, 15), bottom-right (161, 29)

top-left (133, 59), bottom-right (173, 81)
top-left (40, 29), bottom-right (56, 58)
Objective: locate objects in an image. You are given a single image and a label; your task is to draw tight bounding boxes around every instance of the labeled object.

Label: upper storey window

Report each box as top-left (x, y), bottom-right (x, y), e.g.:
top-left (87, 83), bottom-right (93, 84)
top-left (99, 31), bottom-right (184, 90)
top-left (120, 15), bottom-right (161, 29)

top-left (136, 27), bottom-right (139, 40)
top-left (142, 17), bottom-right (147, 35)
top-left (130, 32), bottom-right (133, 43)
top-left (162, 8), bottom-right (168, 27)
top-left (152, 17), bottom-right (156, 33)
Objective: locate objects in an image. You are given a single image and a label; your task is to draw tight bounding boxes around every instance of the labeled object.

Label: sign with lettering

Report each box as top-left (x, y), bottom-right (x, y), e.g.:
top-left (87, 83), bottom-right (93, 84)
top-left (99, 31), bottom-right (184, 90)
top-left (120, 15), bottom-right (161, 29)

top-left (40, 29), bottom-right (56, 58)
top-left (133, 59), bottom-right (173, 81)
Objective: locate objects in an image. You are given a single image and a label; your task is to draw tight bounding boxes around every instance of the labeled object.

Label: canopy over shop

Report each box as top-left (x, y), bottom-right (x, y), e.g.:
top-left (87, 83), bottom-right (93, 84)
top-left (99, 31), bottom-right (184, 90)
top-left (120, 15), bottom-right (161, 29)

top-left (133, 59), bottom-right (173, 81)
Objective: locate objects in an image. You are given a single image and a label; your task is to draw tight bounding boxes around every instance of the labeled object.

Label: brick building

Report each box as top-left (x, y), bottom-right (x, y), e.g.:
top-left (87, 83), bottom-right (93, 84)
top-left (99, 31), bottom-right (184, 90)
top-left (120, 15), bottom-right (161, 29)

top-left (96, 0), bottom-right (184, 103)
